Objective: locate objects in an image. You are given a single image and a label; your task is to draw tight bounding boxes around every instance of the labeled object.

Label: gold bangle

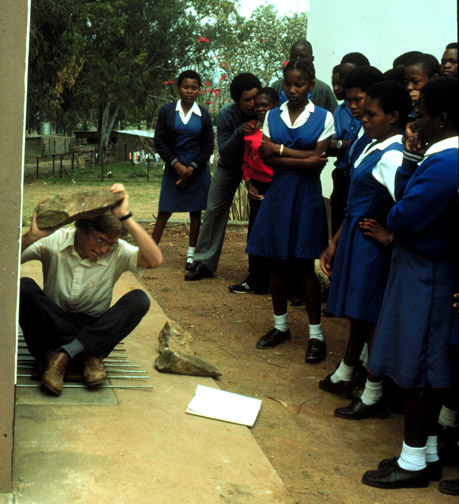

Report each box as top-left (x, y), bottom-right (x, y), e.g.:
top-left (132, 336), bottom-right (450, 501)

top-left (279, 144), bottom-right (284, 157)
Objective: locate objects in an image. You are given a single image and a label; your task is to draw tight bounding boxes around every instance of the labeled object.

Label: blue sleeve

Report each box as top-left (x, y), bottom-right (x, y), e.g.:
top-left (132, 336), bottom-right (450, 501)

top-left (190, 108), bottom-right (214, 169)
top-left (154, 104), bottom-right (177, 166)
top-left (394, 149), bottom-right (424, 201)
top-left (388, 153), bottom-right (458, 236)
top-left (217, 106), bottom-right (244, 158)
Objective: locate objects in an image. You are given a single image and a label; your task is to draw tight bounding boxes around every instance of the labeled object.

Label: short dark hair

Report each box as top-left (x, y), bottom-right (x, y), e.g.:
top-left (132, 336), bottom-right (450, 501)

top-left (420, 76), bottom-right (458, 129)
top-left (366, 81), bottom-right (412, 128)
top-left (177, 70), bottom-right (201, 87)
top-left (405, 53), bottom-right (440, 78)
top-left (284, 58), bottom-right (315, 82)
top-left (343, 66), bottom-right (385, 91)
top-left (230, 73), bottom-right (261, 101)
top-left (75, 213), bottom-right (122, 239)
top-left (393, 51), bottom-right (422, 68)
top-left (291, 39), bottom-right (313, 56)
top-left (445, 42), bottom-right (458, 50)
top-left (256, 87), bottom-right (279, 104)
top-left (383, 66), bottom-right (405, 85)
top-left (341, 52), bottom-right (370, 67)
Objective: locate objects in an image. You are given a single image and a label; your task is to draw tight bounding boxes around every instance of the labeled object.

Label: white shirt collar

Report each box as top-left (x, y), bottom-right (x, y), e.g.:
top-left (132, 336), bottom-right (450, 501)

top-left (176, 100), bottom-right (201, 117)
top-left (279, 100), bottom-right (315, 128)
top-left (362, 134), bottom-right (403, 156)
top-left (424, 136), bottom-right (459, 158)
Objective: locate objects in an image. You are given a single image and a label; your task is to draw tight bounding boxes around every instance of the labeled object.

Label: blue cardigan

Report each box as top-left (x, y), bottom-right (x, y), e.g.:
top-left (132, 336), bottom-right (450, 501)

top-left (154, 101), bottom-right (214, 169)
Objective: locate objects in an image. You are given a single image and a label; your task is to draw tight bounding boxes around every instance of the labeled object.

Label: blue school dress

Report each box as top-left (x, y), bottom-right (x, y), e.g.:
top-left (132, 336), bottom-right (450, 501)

top-left (246, 104), bottom-right (330, 260)
top-left (369, 139), bottom-right (459, 388)
top-left (326, 136), bottom-right (403, 324)
top-left (155, 101), bottom-right (213, 213)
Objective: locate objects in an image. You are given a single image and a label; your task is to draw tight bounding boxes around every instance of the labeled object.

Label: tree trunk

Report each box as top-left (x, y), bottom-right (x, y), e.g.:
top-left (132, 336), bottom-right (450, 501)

top-left (97, 101), bottom-right (119, 165)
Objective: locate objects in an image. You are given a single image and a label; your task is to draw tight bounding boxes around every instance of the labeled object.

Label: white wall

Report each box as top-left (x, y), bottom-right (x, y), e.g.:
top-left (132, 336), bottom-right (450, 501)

top-left (310, 0), bottom-right (458, 198)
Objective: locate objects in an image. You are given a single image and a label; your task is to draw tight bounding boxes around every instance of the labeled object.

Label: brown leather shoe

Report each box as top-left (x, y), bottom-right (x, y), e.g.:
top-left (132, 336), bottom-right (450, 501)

top-left (83, 353), bottom-right (107, 386)
top-left (41, 352), bottom-right (70, 395)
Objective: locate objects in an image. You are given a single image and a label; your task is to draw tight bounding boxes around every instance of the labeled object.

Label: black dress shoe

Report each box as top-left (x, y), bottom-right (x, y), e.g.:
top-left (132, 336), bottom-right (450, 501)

top-left (305, 339), bottom-right (326, 363)
top-left (439, 478), bottom-right (459, 496)
top-left (256, 328), bottom-right (291, 349)
top-left (362, 461), bottom-right (429, 489)
top-left (334, 397), bottom-right (389, 420)
top-left (318, 374), bottom-right (355, 400)
top-left (378, 457), bottom-right (442, 481)
top-left (184, 265), bottom-right (213, 281)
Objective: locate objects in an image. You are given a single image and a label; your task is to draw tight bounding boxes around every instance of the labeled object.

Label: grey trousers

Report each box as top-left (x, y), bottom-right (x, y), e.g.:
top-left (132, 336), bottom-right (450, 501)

top-left (193, 165), bottom-right (242, 272)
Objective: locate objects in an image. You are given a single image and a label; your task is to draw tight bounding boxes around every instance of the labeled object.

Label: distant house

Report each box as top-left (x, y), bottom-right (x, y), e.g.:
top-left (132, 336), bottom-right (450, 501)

top-left (73, 129), bottom-right (155, 161)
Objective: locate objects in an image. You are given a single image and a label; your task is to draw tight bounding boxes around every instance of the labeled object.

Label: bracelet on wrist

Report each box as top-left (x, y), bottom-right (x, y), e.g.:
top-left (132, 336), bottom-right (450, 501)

top-left (279, 144), bottom-right (284, 157)
top-left (119, 211), bottom-right (133, 222)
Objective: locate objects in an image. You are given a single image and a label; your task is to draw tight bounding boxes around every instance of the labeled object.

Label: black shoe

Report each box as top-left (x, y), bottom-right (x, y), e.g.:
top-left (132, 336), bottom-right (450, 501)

top-left (305, 339), bottom-right (326, 363)
top-left (185, 260), bottom-right (194, 271)
top-left (289, 293), bottom-right (305, 306)
top-left (362, 461), bottom-right (429, 489)
top-left (378, 457), bottom-right (442, 481)
top-left (334, 397), bottom-right (389, 420)
top-left (228, 282), bottom-right (255, 294)
top-left (184, 265), bottom-right (213, 281)
top-left (319, 374), bottom-right (355, 400)
top-left (256, 328), bottom-right (291, 349)
top-left (439, 478), bottom-right (459, 496)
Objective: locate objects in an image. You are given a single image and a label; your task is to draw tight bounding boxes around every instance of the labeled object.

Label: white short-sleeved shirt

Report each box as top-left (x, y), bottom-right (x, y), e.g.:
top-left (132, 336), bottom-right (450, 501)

top-left (354, 134), bottom-right (403, 201)
top-left (262, 101), bottom-right (335, 143)
top-left (21, 228), bottom-right (142, 317)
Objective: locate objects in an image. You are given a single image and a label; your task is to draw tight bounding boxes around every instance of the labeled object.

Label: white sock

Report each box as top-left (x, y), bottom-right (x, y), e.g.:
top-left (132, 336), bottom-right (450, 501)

top-left (273, 313), bottom-right (288, 332)
top-left (330, 361), bottom-right (354, 383)
top-left (438, 405), bottom-right (459, 428)
top-left (397, 441), bottom-right (427, 471)
top-left (359, 343), bottom-right (369, 368)
top-left (186, 246), bottom-right (195, 263)
top-left (309, 323), bottom-right (323, 342)
top-left (360, 379), bottom-right (382, 406)
top-left (426, 435), bottom-right (439, 463)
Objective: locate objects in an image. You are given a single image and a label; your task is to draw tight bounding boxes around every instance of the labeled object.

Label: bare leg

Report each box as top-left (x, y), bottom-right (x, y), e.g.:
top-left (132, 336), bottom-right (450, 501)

top-left (189, 211), bottom-right (201, 247)
top-left (299, 260), bottom-right (321, 325)
top-left (270, 259), bottom-right (288, 315)
top-left (343, 318), bottom-right (374, 367)
top-left (151, 211), bottom-right (172, 244)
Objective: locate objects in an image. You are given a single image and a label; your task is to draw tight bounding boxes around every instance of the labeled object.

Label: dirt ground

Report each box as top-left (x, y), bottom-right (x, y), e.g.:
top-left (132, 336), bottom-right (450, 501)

top-left (138, 221), bottom-right (457, 504)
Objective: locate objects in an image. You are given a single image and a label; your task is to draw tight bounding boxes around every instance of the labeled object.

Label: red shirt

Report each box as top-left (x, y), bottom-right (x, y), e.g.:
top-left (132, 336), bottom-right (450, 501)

top-left (242, 128), bottom-right (273, 184)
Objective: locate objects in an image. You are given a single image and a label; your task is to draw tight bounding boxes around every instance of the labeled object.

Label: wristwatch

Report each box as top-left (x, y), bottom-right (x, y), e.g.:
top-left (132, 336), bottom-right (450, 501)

top-left (336, 140), bottom-right (343, 150)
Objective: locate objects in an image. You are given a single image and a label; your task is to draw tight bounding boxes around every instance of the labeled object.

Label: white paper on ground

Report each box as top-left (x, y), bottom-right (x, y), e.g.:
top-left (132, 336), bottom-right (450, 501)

top-left (186, 384), bottom-right (262, 427)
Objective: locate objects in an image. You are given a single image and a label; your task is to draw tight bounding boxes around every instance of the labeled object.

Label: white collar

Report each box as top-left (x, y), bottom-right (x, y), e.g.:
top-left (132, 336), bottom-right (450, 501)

top-left (176, 100), bottom-right (201, 117)
top-left (363, 134), bottom-right (403, 156)
top-left (424, 136), bottom-right (459, 158)
top-left (280, 100), bottom-right (315, 114)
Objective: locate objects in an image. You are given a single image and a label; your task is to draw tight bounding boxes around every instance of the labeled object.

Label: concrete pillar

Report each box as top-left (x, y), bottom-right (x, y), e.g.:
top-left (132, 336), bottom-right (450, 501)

top-left (0, 0), bottom-right (30, 494)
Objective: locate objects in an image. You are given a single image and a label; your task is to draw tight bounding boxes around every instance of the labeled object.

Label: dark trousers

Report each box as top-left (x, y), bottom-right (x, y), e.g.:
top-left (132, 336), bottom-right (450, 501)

top-left (19, 277), bottom-right (150, 358)
top-left (246, 179), bottom-right (270, 291)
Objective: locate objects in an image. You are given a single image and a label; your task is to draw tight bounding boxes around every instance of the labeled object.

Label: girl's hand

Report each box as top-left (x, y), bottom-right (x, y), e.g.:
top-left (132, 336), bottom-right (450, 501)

top-left (304, 152), bottom-right (328, 171)
top-left (320, 242), bottom-right (336, 277)
top-left (403, 121), bottom-right (425, 153)
top-left (247, 180), bottom-right (263, 201)
top-left (174, 162), bottom-right (192, 181)
top-left (359, 218), bottom-right (392, 247)
top-left (259, 139), bottom-right (280, 159)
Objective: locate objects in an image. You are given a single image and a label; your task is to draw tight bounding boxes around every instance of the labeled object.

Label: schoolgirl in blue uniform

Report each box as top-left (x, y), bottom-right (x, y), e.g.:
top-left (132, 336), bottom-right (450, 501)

top-left (319, 81), bottom-right (412, 421)
top-left (362, 77), bottom-right (459, 490)
top-left (152, 70), bottom-right (214, 268)
top-left (246, 58), bottom-right (334, 362)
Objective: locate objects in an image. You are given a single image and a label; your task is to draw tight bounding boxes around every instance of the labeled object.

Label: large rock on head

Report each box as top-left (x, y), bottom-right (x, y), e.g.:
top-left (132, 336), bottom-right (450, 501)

top-left (36, 188), bottom-right (124, 229)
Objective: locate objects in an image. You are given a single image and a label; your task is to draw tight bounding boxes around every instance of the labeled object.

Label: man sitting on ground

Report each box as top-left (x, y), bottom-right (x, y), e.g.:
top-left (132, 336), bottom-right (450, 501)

top-left (20, 183), bottom-right (163, 395)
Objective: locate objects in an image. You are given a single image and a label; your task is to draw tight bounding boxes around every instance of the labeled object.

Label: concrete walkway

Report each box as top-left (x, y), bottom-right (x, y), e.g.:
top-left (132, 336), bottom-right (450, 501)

top-left (13, 263), bottom-right (291, 504)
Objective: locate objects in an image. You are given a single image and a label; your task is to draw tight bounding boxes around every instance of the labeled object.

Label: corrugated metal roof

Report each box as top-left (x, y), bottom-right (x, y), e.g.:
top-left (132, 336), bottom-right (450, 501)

top-left (115, 129), bottom-right (155, 138)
